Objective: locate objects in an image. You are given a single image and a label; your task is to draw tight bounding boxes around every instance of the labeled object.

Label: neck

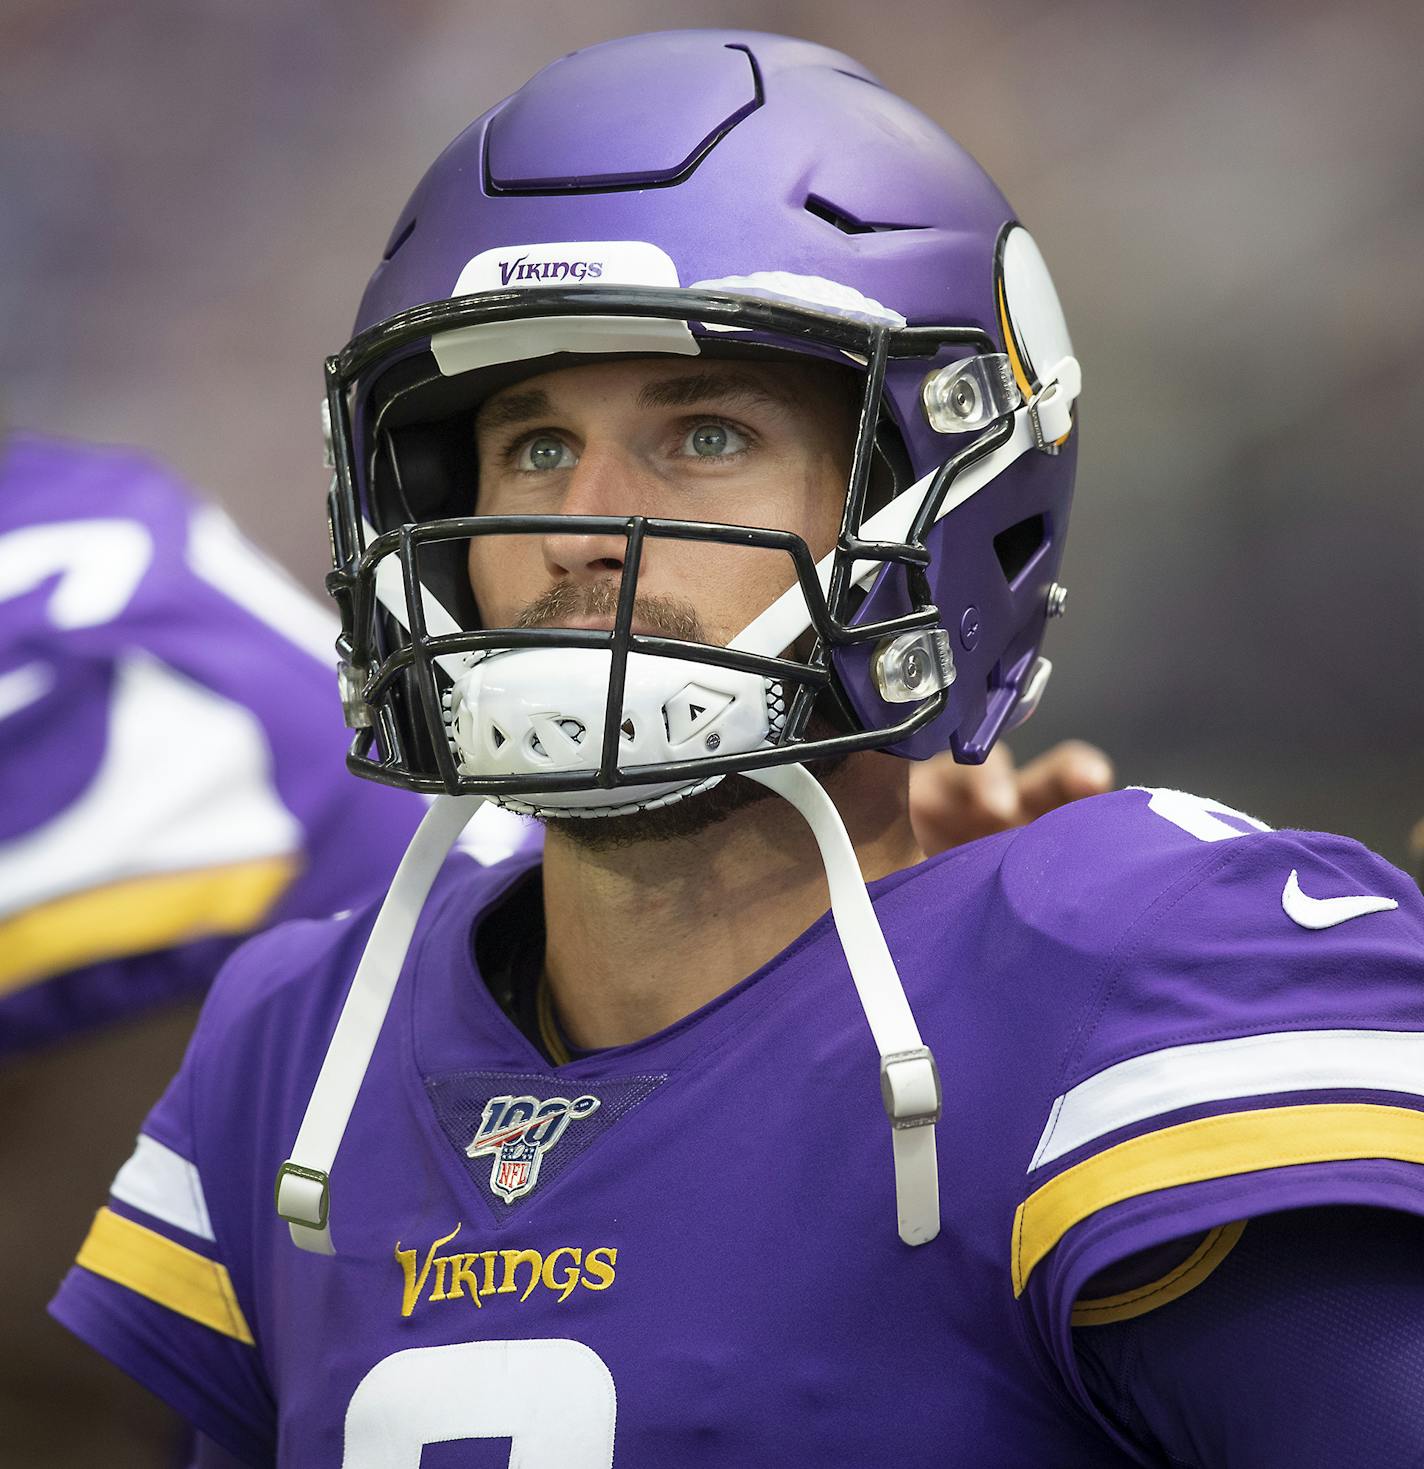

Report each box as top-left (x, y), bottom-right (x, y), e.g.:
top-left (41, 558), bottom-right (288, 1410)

top-left (539, 751), bottom-right (923, 1050)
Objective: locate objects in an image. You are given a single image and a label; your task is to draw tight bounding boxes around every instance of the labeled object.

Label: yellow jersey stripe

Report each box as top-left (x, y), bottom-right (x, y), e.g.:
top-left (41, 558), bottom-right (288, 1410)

top-left (0, 855), bottom-right (298, 995)
top-left (1070, 1219), bottom-right (1247, 1326)
top-left (1013, 1102), bottom-right (1424, 1296)
top-left (75, 1207), bottom-right (255, 1346)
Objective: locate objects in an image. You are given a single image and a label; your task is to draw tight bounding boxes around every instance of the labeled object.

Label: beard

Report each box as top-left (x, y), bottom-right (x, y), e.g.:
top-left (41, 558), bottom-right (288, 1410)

top-left (513, 580), bottom-right (847, 852)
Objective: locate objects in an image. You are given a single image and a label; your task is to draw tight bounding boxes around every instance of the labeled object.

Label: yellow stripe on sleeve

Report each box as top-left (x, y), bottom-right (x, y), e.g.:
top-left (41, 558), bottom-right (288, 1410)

top-left (1013, 1102), bottom-right (1424, 1296)
top-left (75, 1206), bottom-right (255, 1345)
top-left (0, 856), bottom-right (298, 996)
top-left (1070, 1219), bottom-right (1247, 1326)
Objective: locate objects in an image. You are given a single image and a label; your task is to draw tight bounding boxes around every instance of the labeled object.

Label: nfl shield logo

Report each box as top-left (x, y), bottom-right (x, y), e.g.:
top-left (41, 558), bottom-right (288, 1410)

top-left (467, 1092), bottom-right (601, 1202)
top-left (496, 1158), bottom-right (531, 1195)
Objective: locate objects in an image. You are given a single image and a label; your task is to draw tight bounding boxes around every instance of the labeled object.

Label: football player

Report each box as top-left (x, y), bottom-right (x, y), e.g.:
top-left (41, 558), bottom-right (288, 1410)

top-left (52, 32), bottom-right (1424, 1467)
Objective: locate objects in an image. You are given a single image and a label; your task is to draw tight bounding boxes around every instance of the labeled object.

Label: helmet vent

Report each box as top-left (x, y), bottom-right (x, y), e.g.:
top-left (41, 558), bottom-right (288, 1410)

top-left (992, 514), bottom-right (1048, 587)
top-left (803, 194), bottom-right (925, 236)
top-left (832, 68), bottom-right (886, 90)
top-left (382, 214), bottom-right (417, 262)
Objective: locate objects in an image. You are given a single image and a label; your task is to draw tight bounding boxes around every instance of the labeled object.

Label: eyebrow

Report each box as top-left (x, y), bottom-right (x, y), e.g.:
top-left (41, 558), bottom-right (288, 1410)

top-left (476, 371), bottom-right (793, 437)
top-left (476, 389), bottom-right (551, 434)
top-left (634, 371), bottom-right (792, 414)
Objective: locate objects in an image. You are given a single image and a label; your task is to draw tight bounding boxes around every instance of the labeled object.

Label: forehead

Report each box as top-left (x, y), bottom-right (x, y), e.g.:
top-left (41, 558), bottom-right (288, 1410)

top-left (474, 355), bottom-right (850, 435)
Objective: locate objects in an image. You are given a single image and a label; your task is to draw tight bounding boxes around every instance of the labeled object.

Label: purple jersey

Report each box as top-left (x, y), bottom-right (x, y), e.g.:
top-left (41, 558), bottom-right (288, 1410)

top-left (51, 787), bottom-right (1424, 1465)
top-left (0, 433), bottom-right (532, 1054)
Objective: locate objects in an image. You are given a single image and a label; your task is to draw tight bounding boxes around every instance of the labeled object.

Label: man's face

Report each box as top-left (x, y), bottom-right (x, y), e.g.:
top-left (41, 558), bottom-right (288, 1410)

top-left (468, 356), bottom-right (855, 644)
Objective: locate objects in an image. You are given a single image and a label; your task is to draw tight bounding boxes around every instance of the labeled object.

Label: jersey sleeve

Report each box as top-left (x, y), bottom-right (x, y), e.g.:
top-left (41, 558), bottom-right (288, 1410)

top-left (46, 882), bottom-right (412, 1464)
top-left (48, 1012), bottom-right (277, 1465)
top-left (1074, 1205), bottom-right (1424, 1467)
top-left (1009, 787), bottom-right (1424, 1442)
top-left (0, 434), bottom-right (430, 1054)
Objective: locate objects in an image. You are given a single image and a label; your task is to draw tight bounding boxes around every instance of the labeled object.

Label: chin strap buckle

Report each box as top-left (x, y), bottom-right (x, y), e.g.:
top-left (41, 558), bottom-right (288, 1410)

top-left (881, 1047), bottom-right (943, 1248)
top-left (275, 1161), bottom-right (330, 1230)
top-left (881, 1047), bottom-right (943, 1129)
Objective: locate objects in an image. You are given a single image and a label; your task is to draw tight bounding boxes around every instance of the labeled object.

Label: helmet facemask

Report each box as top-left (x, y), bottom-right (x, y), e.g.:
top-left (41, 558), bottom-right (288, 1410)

top-left (325, 286), bottom-right (1017, 819)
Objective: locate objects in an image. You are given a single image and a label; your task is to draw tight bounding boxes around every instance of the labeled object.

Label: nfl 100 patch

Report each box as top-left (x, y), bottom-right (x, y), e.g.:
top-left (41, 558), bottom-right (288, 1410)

top-left (469, 1092), bottom-right (601, 1201)
top-left (425, 1070), bottom-right (664, 1216)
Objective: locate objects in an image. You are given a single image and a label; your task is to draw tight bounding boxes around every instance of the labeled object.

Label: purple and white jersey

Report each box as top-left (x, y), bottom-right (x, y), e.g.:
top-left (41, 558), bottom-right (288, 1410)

top-left (0, 433), bottom-right (531, 1054)
top-left (52, 787), bottom-right (1424, 1465)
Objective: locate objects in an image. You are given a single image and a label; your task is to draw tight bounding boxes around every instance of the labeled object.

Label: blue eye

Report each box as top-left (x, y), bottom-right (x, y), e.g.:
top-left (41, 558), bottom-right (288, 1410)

top-left (517, 435), bottom-right (576, 471)
top-left (682, 422), bottom-right (747, 459)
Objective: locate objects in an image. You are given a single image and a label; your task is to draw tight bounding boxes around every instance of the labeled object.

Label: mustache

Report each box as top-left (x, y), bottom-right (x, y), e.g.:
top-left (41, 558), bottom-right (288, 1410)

top-left (514, 580), bottom-right (707, 642)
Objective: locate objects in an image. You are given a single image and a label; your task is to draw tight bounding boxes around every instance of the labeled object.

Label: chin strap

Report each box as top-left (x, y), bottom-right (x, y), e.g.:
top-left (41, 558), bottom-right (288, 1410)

top-left (277, 769), bottom-right (940, 1253)
top-left (744, 764), bottom-right (942, 1246)
top-left (275, 794), bottom-right (483, 1254)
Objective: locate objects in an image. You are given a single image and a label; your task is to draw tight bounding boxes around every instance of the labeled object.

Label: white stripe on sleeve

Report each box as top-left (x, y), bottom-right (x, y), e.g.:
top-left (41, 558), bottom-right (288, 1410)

top-left (1030, 1028), bottom-right (1424, 1171)
top-left (110, 1134), bottom-right (216, 1241)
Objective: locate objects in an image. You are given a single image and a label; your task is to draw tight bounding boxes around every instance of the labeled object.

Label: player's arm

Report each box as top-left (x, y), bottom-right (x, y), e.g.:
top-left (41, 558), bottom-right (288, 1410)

top-left (47, 980), bottom-right (278, 1467)
top-left (1010, 788), bottom-right (1424, 1461)
top-left (1074, 1205), bottom-right (1424, 1466)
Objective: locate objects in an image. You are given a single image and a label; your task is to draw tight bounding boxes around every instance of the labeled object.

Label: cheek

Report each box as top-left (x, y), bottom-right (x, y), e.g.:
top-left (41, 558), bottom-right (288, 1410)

top-left (686, 459), bottom-right (843, 632)
top-left (466, 538), bottom-right (527, 626)
top-left (804, 456), bottom-right (846, 561)
top-left (666, 545), bottom-right (800, 642)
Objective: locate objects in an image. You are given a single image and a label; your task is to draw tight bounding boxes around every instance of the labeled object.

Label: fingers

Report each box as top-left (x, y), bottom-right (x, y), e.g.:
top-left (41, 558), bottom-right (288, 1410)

top-left (909, 744), bottom-right (1020, 853)
top-left (1014, 740), bottom-right (1116, 820)
top-left (909, 739), bottom-right (1116, 857)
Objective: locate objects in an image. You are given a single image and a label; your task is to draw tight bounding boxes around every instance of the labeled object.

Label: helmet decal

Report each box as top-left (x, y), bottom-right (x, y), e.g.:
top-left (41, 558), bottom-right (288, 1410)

top-left (995, 224), bottom-right (1075, 399)
top-left (434, 241), bottom-right (695, 375)
top-left (449, 240), bottom-right (683, 297)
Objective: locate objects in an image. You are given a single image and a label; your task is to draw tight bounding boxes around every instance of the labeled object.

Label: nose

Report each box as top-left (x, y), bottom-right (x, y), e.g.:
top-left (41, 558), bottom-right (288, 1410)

top-left (541, 445), bottom-right (650, 585)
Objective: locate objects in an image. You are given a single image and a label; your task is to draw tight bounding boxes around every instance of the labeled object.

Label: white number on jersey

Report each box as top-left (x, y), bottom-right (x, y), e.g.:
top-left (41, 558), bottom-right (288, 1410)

top-left (1135, 786), bottom-right (1272, 844)
top-left (0, 518), bottom-right (153, 629)
top-left (343, 1338), bottom-right (617, 1468)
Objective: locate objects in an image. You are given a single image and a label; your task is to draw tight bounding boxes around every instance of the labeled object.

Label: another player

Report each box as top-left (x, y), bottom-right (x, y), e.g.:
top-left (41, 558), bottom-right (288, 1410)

top-left (52, 32), bottom-right (1424, 1466)
top-left (0, 432), bottom-right (427, 1055)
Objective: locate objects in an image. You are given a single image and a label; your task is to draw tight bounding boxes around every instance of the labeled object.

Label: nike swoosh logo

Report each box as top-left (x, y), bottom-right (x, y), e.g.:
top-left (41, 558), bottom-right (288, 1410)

top-left (1282, 869), bottom-right (1398, 930)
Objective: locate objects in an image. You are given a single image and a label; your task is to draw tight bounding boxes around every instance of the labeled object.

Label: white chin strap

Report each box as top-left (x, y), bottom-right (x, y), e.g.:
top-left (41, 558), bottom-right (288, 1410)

top-left (444, 648), bottom-right (774, 817)
top-left (744, 764), bottom-right (942, 1245)
top-left (275, 796), bottom-right (483, 1254)
top-left (278, 357), bottom-right (1080, 1253)
top-left (276, 774), bottom-right (941, 1253)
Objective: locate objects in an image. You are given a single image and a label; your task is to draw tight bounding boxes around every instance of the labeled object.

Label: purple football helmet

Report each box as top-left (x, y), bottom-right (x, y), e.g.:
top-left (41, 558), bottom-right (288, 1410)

top-left (322, 28), bottom-right (1082, 814)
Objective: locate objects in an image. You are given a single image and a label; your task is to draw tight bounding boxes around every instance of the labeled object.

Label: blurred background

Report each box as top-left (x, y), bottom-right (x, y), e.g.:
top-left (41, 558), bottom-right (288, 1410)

top-left (3, 0), bottom-right (1420, 861)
